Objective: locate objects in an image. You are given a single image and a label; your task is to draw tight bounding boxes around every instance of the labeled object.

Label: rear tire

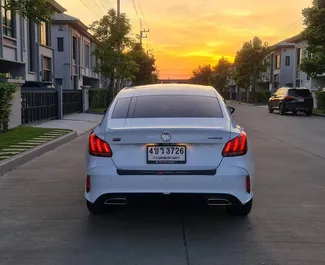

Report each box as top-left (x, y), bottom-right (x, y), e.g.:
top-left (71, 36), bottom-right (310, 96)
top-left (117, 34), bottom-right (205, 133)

top-left (305, 110), bottom-right (312, 116)
top-left (86, 200), bottom-right (107, 214)
top-left (268, 103), bottom-right (274, 113)
top-left (292, 110), bottom-right (297, 115)
top-left (227, 199), bottom-right (252, 216)
top-left (279, 103), bottom-right (285, 115)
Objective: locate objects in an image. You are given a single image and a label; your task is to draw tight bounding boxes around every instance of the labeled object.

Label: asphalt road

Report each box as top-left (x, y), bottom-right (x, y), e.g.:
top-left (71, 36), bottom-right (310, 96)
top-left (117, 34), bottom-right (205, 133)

top-left (1, 103), bottom-right (325, 265)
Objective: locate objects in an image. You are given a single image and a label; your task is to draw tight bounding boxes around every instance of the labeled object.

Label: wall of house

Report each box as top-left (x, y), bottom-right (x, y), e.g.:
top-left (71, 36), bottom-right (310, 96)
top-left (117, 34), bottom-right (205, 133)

top-left (294, 40), bottom-right (311, 89)
top-left (279, 48), bottom-right (294, 87)
top-left (24, 20), bottom-right (55, 83)
top-left (51, 24), bottom-right (72, 89)
top-left (0, 5), bottom-right (26, 79)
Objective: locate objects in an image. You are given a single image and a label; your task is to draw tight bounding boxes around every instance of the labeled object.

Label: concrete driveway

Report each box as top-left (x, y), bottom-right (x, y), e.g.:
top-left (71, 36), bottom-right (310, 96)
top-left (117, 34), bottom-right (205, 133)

top-left (1, 103), bottom-right (325, 265)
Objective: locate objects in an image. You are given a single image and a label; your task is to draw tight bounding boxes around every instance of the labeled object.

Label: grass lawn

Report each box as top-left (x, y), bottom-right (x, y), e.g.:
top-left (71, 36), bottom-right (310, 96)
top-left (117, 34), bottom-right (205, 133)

top-left (87, 108), bottom-right (106, 114)
top-left (0, 126), bottom-right (71, 152)
top-left (313, 108), bottom-right (325, 115)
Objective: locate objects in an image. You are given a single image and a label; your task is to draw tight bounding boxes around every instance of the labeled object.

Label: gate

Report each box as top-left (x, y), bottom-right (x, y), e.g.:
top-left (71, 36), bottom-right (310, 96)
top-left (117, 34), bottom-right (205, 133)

top-left (62, 90), bottom-right (82, 115)
top-left (21, 88), bottom-right (58, 125)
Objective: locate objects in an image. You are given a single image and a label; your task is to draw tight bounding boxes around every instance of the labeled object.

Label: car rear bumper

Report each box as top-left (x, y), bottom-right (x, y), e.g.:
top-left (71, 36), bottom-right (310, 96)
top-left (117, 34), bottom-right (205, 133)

top-left (285, 102), bottom-right (313, 111)
top-left (85, 164), bottom-right (253, 205)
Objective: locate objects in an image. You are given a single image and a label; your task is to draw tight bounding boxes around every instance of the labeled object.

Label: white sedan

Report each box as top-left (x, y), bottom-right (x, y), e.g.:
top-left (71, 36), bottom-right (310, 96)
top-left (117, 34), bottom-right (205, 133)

top-left (85, 84), bottom-right (254, 216)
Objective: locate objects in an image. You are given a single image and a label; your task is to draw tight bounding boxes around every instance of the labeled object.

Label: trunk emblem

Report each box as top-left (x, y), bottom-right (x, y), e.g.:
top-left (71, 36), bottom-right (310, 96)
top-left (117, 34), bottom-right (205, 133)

top-left (161, 131), bottom-right (171, 142)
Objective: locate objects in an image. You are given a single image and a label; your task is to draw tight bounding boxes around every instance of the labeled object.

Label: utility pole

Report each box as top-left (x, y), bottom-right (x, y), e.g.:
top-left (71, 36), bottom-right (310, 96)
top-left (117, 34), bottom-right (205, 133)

top-left (140, 29), bottom-right (149, 45)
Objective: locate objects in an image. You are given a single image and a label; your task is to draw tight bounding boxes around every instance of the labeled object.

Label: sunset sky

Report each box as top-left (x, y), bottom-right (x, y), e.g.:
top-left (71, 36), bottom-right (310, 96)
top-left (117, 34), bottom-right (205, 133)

top-left (56, 0), bottom-right (312, 79)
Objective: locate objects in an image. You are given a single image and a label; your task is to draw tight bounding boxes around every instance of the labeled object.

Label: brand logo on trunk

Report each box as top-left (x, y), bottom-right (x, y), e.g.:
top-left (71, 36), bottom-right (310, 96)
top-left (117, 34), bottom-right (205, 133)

top-left (161, 131), bottom-right (171, 142)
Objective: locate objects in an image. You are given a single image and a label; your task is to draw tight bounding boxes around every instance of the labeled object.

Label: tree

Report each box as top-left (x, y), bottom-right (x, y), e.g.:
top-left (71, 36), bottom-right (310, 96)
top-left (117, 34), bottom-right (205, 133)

top-left (127, 43), bottom-right (158, 85)
top-left (213, 57), bottom-right (233, 93)
top-left (5, 0), bottom-right (54, 23)
top-left (189, 64), bottom-right (214, 85)
top-left (90, 9), bottom-right (138, 97)
top-left (300, 0), bottom-right (325, 77)
top-left (233, 37), bottom-right (269, 103)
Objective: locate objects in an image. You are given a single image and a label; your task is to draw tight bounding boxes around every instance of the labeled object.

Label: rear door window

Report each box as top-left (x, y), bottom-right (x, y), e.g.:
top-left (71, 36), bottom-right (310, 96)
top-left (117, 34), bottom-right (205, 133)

top-left (111, 97), bottom-right (132, 119)
top-left (133, 95), bottom-right (223, 118)
top-left (288, 89), bottom-right (311, 97)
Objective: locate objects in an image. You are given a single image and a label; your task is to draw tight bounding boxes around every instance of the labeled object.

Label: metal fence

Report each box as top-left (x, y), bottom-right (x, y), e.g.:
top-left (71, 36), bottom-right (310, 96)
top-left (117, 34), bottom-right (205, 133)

top-left (21, 88), bottom-right (58, 125)
top-left (63, 90), bottom-right (82, 115)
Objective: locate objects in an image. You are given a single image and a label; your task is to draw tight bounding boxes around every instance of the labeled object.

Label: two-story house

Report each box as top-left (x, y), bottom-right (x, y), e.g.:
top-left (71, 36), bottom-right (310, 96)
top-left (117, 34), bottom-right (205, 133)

top-left (0, 0), bottom-right (66, 83)
top-left (268, 40), bottom-right (295, 92)
top-left (290, 34), bottom-right (325, 91)
top-left (51, 13), bottom-right (104, 90)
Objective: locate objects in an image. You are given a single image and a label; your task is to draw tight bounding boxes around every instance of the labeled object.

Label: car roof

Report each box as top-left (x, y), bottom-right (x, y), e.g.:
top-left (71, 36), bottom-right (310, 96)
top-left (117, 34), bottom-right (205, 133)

top-left (118, 84), bottom-right (218, 98)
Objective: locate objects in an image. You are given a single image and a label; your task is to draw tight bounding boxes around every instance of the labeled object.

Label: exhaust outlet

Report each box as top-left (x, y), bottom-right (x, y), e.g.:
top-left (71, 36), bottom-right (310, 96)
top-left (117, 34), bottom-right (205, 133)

top-left (104, 197), bottom-right (127, 205)
top-left (207, 198), bottom-right (231, 206)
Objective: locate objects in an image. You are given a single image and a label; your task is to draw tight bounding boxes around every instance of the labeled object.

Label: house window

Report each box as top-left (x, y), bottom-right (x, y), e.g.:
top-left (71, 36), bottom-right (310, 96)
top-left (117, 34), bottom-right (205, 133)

top-left (297, 48), bottom-right (302, 66)
top-left (274, 74), bottom-right (279, 89)
top-left (42, 56), bottom-right (51, 81)
top-left (40, 21), bottom-right (49, 46)
top-left (84, 42), bottom-right (90, 68)
top-left (72, 36), bottom-right (77, 61)
top-left (57, 37), bottom-right (64, 51)
top-left (28, 20), bottom-right (36, 72)
top-left (1, 0), bottom-right (15, 38)
top-left (275, 54), bottom-right (281, 69)
top-left (285, 56), bottom-right (290, 66)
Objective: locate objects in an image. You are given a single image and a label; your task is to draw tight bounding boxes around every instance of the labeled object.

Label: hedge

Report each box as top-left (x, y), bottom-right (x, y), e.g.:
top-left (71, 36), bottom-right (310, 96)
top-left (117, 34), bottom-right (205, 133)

top-left (0, 81), bottom-right (18, 133)
top-left (88, 89), bottom-right (113, 109)
top-left (254, 91), bottom-right (271, 103)
top-left (316, 91), bottom-right (325, 110)
top-left (242, 91), bottom-right (270, 104)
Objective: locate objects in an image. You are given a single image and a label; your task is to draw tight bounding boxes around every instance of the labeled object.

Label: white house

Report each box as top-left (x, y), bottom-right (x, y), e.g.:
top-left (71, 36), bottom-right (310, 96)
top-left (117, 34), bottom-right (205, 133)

top-left (267, 40), bottom-right (296, 92)
top-left (51, 13), bottom-right (107, 90)
top-left (0, 0), bottom-right (66, 83)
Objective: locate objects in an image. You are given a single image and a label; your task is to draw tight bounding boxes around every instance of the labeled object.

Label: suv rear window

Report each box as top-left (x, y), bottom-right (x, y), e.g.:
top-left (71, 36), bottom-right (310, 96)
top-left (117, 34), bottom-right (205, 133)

top-left (288, 89), bottom-right (311, 97)
top-left (133, 95), bottom-right (223, 118)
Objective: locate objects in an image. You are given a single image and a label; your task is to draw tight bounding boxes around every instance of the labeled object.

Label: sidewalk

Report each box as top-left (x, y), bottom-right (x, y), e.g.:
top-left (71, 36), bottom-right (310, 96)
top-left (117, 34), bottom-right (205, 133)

top-left (1, 113), bottom-right (103, 176)
top-left (32, 113), bottom-right (104, 135)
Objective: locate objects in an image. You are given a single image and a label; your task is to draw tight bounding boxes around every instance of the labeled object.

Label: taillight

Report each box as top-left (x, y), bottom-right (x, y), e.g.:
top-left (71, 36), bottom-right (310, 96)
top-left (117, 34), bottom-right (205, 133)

top-left (222, 131), bottom-right (247, 157)
top-left (89, 133), bottom-right (112, 157)
top-left (285, 96), bottom-right (294, 100)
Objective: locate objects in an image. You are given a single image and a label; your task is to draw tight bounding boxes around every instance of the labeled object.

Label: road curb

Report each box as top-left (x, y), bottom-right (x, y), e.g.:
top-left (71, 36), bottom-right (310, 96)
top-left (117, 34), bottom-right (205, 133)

top-left (0, 130), bottom-right (78, 176)
top-left (313, 113), bottom-right (325, 118)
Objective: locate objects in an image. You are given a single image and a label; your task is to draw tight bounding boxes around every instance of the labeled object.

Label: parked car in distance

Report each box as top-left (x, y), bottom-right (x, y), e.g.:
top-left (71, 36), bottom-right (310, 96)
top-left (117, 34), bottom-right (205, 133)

top-left (268, 87), bottom-right (314, 116)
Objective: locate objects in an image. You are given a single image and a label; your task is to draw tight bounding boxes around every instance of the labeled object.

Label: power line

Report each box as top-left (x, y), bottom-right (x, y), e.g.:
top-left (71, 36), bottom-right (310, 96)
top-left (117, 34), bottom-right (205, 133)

top-left (272, 18), bottom-right (304, 44)
top-left (131, 0), bottom-right (142, 28)
top-left (79, 0), bottom-right (102, 17)
top-left (80, 0), bottom-right (105, 17)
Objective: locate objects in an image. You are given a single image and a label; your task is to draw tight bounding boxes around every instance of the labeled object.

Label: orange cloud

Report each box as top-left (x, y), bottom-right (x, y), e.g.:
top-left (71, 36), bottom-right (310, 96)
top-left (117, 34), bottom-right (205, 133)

top-left (56, 0), bottom-right (312, 79)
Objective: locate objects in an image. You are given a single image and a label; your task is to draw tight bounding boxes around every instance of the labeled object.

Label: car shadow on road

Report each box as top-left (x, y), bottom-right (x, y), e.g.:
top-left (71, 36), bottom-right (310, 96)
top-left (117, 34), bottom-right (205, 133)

top-left (83, 202), bottom-right (276, 264)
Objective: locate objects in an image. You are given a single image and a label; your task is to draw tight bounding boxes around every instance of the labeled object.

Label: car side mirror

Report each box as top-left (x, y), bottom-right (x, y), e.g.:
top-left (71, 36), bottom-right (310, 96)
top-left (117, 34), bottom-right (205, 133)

top-left (228, 107), bottom-right (235, 114)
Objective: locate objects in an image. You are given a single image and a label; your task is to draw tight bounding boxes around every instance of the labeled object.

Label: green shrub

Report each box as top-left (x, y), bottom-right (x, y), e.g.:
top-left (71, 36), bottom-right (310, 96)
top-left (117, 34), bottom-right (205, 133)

top-left (316, 91), bottom-right (325, 110)
top-left (0, 81), bottom-right (18, 133)
top-left (88, 89), bottom-right (113, 109)
top-left (255, 91), bottom-right (270, 103)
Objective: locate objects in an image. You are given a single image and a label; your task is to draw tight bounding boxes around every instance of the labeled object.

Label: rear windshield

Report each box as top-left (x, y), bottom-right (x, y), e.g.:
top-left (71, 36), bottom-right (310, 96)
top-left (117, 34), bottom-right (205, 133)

top-left (133, 95), bottom-right (223, 118)
top-left (288, 89), bottom-right (311, 97)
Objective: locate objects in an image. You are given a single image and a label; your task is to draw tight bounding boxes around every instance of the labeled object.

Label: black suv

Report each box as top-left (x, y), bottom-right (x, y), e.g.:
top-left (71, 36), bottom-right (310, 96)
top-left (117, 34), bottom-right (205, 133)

top-left (268, 87), bottom-right (314, 116)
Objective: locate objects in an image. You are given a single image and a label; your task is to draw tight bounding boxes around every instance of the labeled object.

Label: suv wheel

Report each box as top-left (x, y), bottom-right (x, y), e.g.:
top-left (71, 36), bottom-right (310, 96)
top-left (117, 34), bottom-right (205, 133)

top-left (305, 110), bottom-right (312, 116)
top-left (227, 199), bottom-right (253, 216)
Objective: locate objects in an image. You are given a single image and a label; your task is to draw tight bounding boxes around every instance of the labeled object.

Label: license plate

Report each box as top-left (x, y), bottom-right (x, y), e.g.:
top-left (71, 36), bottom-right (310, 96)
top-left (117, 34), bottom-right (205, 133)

top-left (298, 98), bottom-right (304, 102)
top-left (147, 145), bottom-right (186, 164)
